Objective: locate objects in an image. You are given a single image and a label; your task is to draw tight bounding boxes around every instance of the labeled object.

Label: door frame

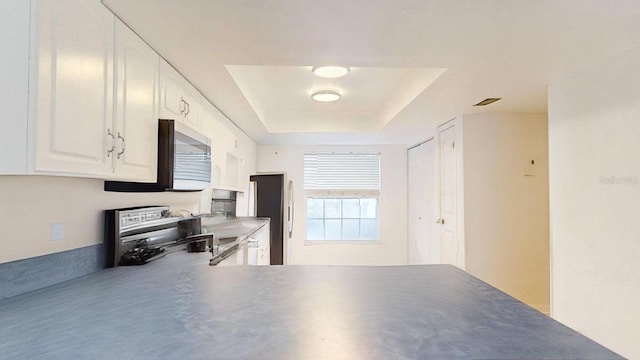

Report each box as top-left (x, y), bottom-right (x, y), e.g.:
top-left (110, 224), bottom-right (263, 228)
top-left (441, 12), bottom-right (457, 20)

top-left (436, 117), bottom-right (465, 269)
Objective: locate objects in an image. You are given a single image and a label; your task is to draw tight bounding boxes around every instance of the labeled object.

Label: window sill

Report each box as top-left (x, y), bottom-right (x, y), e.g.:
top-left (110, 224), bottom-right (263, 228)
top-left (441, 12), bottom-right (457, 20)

top-left (304, 240), bottom-right (381, 245)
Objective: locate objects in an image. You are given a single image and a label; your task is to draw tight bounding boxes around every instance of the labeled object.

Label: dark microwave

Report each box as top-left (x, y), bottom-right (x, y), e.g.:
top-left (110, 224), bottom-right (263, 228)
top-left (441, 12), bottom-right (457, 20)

top-left (104, 119), bottom-right (212, 192)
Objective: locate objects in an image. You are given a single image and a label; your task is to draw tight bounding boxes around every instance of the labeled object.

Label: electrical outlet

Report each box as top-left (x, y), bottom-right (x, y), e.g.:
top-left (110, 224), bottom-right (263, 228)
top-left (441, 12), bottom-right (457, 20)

top-left (51, 223), bottom-right (65, 241)
top-left (525, 159), bottom-right (537, 177)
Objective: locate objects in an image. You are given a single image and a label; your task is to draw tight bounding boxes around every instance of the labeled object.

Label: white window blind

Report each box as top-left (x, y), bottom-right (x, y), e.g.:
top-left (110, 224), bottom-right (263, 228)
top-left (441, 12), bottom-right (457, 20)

top-left (304, 153), bottom-right (380, 191)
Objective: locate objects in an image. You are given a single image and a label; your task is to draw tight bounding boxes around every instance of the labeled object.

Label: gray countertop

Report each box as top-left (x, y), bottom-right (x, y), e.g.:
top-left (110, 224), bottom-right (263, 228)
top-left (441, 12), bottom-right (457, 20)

top-left (0, 252), bottom-right (621, 360)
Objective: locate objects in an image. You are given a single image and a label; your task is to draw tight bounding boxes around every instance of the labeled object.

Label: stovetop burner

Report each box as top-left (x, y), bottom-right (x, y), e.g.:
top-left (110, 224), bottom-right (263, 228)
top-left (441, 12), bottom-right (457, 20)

top-left (120, 246), bottom-right (166, 265)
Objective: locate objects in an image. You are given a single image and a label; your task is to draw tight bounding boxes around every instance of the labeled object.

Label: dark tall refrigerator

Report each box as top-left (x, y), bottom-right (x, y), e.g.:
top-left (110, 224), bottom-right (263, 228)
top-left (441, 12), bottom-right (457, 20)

top-left (249, 173), bottom-right (292, 265)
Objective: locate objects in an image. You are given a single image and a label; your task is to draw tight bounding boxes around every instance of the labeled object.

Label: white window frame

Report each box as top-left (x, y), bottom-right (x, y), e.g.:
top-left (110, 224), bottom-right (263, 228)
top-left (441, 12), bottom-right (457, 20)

top-left (303, 153), bottom-right (381, 244)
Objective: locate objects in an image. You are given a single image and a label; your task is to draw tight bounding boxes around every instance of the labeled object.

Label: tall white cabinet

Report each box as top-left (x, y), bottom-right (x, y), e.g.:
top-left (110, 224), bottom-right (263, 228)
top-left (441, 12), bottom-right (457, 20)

top-left (0, 0), bottom-right (158, 182)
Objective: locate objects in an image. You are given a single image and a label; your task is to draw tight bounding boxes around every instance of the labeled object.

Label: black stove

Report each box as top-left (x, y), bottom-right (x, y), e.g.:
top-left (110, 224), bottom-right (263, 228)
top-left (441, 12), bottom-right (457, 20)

top-left (104, 206), bottom-right (200, 267)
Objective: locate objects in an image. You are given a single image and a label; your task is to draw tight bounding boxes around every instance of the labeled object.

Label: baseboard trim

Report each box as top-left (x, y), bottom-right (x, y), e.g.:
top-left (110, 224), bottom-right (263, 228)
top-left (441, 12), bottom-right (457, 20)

top-left (531, 303), bottom-right (551, 316)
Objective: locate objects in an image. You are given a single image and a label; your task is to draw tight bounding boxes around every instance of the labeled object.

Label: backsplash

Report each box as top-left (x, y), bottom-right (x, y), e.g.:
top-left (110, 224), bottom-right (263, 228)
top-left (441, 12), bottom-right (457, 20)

top-left (0, 245), bottom-right (103, 300)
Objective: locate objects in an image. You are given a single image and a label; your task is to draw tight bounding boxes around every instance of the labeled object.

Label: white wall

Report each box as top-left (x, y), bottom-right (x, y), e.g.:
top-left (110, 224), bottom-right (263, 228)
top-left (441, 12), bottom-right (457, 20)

top-left (461, 112), bottom-right (550, 313)
top-left (548, 47), bottom-right (640, 359)
top-left (257, 145), bottom-right (408, 265)
top-left (0, 176), bottom-right (202, 264)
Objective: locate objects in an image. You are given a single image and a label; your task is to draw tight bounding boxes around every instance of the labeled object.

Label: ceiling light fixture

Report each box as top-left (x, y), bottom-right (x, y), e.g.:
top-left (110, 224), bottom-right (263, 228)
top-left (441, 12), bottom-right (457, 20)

top-left (312, 66), bottom-right (350, 78)
top-left (311, 89), bottom-right (341, 102)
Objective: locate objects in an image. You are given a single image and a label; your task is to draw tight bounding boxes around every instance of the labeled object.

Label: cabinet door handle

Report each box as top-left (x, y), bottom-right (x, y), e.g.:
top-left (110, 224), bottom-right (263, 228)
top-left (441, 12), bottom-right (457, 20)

top-left (180, 98), bottom-right (186, 114)
top-left (184, 101), bottom-right (190, 116)
top-left (116, 132), bottom-right (126, 159)
top-left (288, 180), bottom-right (294, 238)
top-left (106, 129), bottom-right (116, 157)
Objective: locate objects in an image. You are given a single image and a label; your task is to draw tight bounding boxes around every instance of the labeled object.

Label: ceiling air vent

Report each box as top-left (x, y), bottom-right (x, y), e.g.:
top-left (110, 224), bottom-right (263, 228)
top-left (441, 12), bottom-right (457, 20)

top-left (474, 98), bottom-right (501, 106)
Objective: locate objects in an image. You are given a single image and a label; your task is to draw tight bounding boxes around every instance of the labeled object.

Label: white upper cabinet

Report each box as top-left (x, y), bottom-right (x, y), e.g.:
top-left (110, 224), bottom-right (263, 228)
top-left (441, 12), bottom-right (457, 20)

top-left (0, 0), bottom-right (250, 185)
top-left (0, 0), bottom-right (159, 182)
top-left (113, 19), bottom-right (159, 181)
top-left (0, 0), bottom-right (33, 174)
top-left (159, 59), bottom-right (185, 122)
top-left (159, 58), bottom-right (201, 131)
top-left (33, 0), bottom-right (115, 177)
top-left (200, 100), bottom-right (246, 192)
top-left (183, 83), bottom-right (202, 131)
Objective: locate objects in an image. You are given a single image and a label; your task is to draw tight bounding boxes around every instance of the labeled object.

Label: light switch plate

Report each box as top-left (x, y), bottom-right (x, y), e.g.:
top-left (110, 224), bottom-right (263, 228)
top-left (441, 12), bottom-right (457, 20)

top-left (51, 223), bottom-right (65, 241)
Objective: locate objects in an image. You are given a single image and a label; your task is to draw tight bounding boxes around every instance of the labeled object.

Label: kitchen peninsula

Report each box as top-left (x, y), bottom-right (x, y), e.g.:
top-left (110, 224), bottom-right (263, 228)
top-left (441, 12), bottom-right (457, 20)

top-left (0, 252), bottom-right (621, 359)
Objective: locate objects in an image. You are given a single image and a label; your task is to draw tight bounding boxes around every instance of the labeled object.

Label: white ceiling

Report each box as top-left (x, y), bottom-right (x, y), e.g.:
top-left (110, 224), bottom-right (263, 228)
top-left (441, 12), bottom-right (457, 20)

top-left (102, 0), bottom-right (640, 146)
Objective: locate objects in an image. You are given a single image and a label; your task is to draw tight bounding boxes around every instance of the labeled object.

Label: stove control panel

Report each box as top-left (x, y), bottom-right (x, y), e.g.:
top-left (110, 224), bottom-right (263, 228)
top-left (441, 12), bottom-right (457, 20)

top-left (119, 207), bottom-right (168, 227)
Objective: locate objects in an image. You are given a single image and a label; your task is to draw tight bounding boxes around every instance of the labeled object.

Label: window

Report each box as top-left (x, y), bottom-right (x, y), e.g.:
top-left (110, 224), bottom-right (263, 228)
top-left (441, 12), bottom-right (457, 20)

top-left (304, 153), bottom-right (380, 242)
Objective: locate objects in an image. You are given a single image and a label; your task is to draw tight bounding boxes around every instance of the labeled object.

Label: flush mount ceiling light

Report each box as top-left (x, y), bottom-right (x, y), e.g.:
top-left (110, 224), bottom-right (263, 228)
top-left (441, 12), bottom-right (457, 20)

top-left (312, 66), bottom-right (350, 78)
top-left (311, 89), bottom-right (341, 102)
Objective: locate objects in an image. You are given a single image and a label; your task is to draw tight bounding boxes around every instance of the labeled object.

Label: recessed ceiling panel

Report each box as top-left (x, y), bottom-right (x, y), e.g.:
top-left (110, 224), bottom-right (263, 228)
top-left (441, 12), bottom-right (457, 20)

top-left (226, 65), bottom-right (445, 133)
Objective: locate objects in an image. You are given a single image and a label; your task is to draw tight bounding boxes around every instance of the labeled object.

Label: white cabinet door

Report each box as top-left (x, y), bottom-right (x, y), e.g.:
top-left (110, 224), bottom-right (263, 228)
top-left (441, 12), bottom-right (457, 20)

top-left (226, 152), bottom-right (241, 190)
top-left (183, 83), bottom-right (201, 131)
top-left (33, 0), bottom-right (114, 177)
top-left (199, 100), bottom-right (220, 187)
top-left (113, 19), bottom-right (158, 181)
top-left (247, 242), bottom-right (259, 266)
top-left (0, 0), bottom-right (30, 174)
top-left (210, 111), bottom-right (232, 188)
top-left (257, 225), bottom-right (271, 265)
top-left (159, 59), bottom-right (201, 131)
top-left (159, 58), bottom-right (186, 122)
top-left (212, 117), bottom-right (241, 191)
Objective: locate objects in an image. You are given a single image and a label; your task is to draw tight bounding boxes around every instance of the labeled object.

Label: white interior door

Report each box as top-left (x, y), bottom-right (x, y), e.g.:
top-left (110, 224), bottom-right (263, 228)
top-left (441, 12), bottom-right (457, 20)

top-left (438, 123), bottom-right (459, 267)
top-left (408, 139), bottom-right (437, 264)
